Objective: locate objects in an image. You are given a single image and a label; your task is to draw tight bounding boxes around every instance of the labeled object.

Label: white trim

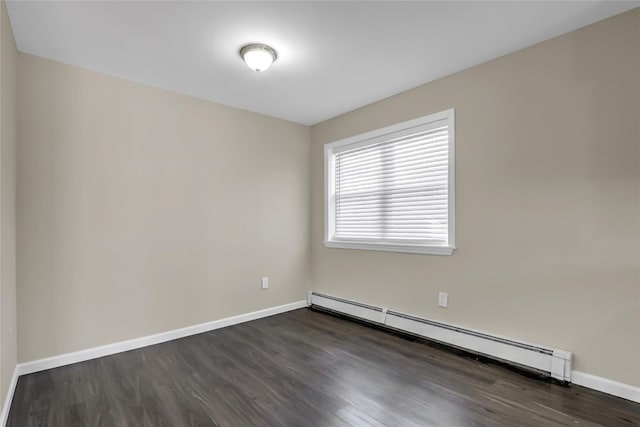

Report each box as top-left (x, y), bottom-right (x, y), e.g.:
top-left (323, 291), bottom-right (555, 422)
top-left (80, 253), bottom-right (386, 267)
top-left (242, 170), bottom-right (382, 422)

top-left (448, 109), bottom-right (456, 249)
top-left (571, 370), bottom-right (640, 403)
top-left (306, 291), bottom-right (313, 306)
top-left (16, 300), bottom-right (307, 377)
top-left (323, 109), bottom-right (456, 256)
top-left (0, 367), bottom-right (19, 427)
top-left (323, 110), bottom-right (454, 151)
top-left (551, 349), bottom-right (572, 382)
top-left (324, 143), bottom-right (335, 243)
top-left (324, 240), bottom-right (455, 255)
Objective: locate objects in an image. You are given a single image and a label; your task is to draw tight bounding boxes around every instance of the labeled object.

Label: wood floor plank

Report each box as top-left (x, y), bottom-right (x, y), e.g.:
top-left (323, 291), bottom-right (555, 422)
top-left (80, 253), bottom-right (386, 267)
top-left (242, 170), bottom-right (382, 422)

top-left (7, 308), bottom-right (640, 426)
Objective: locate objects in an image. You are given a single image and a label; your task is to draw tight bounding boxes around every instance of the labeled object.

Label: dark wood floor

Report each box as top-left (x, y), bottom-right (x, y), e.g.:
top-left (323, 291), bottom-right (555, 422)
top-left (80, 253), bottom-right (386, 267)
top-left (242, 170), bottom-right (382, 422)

top-left (7, 309), bottom-right (640, 427)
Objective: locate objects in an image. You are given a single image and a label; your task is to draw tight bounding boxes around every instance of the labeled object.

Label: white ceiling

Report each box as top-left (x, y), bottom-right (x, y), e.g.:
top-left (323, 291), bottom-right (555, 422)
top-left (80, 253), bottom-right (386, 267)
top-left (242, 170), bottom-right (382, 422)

top-left (6, 1), bottom-right (638, 125)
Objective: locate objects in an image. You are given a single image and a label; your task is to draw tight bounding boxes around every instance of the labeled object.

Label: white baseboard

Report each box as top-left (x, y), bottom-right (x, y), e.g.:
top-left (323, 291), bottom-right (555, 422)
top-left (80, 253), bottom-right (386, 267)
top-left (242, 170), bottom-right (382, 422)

top-left (0, 367), bottom-right (19, 427)
top-left (16, 300), bottom-right (307, 377)
top-left (572, 370), bottom-right (640, 403)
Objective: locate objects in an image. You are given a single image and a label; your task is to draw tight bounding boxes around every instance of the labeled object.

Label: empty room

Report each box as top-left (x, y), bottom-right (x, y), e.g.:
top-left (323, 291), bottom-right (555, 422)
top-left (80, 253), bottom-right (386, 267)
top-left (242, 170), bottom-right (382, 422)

top-left (0, 1), bottom-right (639, 426)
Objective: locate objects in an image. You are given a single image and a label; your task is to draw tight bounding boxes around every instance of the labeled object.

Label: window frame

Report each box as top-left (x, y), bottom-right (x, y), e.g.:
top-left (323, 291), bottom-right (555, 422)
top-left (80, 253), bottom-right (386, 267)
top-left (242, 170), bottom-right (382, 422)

top-left (324, 109), bottom-right (456, 255)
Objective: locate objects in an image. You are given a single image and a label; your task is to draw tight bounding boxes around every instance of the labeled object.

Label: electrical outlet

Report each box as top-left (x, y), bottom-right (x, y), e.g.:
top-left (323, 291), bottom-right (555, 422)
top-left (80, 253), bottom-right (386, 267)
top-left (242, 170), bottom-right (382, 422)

top-left (261, 277), bottom-right (269, 289)
top-left (438, 292), bottom-right (448, 308)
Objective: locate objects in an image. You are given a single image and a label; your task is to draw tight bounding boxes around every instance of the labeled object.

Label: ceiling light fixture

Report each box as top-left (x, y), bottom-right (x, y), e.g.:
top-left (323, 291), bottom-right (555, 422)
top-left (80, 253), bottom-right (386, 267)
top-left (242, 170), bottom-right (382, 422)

top-left (240, 44), bottom-right (277, 73)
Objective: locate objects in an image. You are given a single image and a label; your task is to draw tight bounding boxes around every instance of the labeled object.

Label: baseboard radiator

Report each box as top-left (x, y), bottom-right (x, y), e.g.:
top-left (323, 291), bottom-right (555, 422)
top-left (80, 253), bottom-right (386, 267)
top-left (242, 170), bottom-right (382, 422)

top-left (309, 291), bottom-right (572, 382)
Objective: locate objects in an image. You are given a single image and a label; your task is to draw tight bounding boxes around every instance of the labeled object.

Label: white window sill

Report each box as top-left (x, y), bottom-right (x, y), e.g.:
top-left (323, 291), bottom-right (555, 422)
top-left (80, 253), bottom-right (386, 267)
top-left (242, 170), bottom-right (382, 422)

top-left (324, 240), bottom-right (455, 255)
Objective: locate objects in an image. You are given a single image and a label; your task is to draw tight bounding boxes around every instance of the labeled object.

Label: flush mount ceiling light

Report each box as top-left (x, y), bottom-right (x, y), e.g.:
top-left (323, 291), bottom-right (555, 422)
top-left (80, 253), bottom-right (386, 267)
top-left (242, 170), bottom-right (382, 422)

top-left (240, 44), bottom-right (277, 73)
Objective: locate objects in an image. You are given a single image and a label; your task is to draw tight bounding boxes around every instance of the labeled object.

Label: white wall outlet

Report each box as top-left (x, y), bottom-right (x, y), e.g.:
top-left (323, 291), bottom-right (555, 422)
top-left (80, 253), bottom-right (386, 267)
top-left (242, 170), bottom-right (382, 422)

top-left (438, 292), bottom-right (448, 308)
top-left (261, 277), bottom-right (269, 289)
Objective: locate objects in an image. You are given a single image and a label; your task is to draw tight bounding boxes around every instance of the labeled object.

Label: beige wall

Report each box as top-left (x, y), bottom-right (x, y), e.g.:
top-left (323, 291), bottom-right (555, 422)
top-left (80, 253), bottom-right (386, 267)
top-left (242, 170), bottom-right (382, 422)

top-left (0, 0), bottom-right (17, 405)
top-left (17, 54), bottom-right (310, 362)
top-left (311, 9), bottom-right (640, 386)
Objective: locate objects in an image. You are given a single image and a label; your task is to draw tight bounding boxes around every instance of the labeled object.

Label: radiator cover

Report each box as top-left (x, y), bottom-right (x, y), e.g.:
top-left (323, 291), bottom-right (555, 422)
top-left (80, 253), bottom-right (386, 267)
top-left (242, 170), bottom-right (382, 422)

top-left (309, 291), bottom-right (572, 382)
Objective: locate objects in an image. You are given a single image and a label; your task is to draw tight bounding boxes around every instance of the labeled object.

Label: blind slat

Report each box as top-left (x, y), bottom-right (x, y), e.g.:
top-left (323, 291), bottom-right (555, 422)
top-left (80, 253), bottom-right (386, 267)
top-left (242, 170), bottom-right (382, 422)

top-left (337, 140), bottom-right (448, 168)
top-left (338, 195), bottom-right (448, 204)
top-left (336, 152), bottom-right (448, 177)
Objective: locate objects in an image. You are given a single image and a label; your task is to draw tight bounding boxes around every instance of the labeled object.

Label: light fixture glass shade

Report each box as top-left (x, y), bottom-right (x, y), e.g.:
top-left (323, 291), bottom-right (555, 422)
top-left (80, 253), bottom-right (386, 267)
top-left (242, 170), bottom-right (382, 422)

top-left (240, 44), bottom-right (277, 73)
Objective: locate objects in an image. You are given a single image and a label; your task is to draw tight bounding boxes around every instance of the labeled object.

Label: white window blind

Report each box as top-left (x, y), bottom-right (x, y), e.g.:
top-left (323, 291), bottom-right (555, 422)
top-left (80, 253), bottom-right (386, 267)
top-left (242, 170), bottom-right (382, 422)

top-left (325, 110), bottom-right (455, 255)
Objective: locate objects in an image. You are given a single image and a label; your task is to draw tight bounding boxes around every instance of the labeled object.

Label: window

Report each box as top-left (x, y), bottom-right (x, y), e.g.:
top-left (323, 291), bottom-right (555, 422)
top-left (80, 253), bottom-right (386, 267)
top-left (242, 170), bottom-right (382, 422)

top-left (324, 109), bottom-right (455, 255)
